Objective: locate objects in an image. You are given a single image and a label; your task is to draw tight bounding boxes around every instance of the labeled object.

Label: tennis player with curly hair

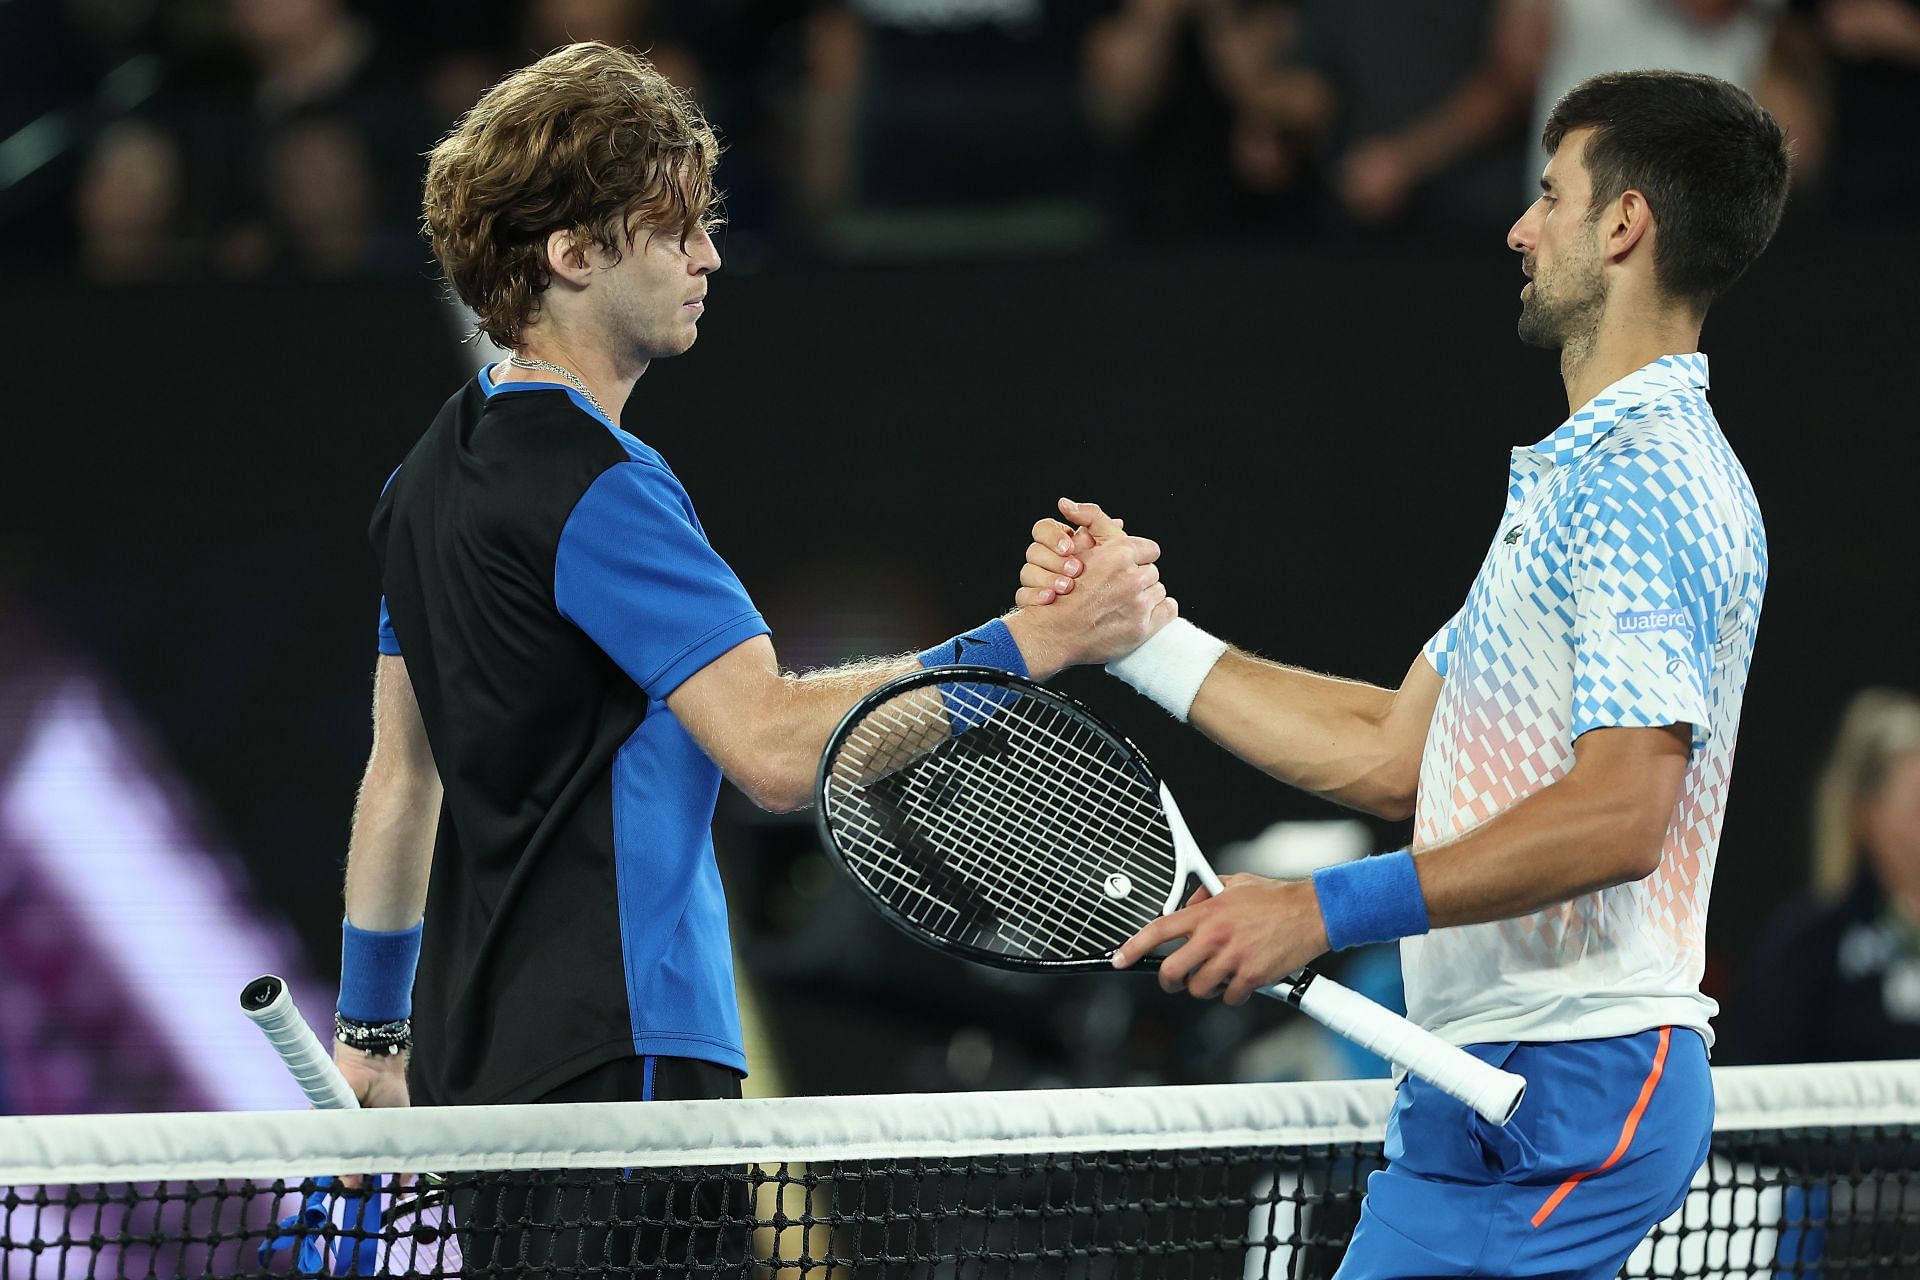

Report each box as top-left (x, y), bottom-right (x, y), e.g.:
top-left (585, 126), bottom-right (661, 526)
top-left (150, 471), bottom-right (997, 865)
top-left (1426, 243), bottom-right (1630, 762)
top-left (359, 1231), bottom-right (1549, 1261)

top-left (333, 42), bottom-right (1173, 1117)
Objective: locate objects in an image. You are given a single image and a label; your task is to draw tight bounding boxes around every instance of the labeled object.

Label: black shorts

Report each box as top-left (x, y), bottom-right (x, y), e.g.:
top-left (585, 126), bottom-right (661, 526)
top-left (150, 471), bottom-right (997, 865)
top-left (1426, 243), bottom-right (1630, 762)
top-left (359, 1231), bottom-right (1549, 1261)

top-left (456, 1055), bottom-right (748, 1278)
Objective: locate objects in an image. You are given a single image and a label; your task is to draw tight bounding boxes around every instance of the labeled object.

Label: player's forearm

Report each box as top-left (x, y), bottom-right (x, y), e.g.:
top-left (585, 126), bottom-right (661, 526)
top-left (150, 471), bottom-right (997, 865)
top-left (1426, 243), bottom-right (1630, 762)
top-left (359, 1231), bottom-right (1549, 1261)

top-left (674, 635), bottom-right (964, 814)
top-left (1408, 765), bottom-right (1670, 928)
top-left (723, 610), bottom-right (1085, 812)
top-left (739, 656), bottom-right (924, 811)
top-left (1187, 650), bottom-right (1412, 818)
top-left (342, 757), bottom-right (442, 931)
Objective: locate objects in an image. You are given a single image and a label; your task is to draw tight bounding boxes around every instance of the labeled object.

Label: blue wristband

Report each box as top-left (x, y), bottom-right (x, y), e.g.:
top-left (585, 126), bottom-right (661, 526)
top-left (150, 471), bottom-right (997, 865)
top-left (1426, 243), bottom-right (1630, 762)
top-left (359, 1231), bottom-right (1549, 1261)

top-left (1311, 849), bottom-right (1431, 952)
top-left (917, 619), bottom-right (1030, 733)
top-left (915, 618), bottom-right (1029, 677)
top-left (338, 917), bottom-right (423, 1023)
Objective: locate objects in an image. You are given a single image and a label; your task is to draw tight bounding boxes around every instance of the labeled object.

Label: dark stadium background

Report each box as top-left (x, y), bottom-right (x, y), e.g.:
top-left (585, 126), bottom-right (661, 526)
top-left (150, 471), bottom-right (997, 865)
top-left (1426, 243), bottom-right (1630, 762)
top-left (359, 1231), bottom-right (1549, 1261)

top-left (3, 0), bottom-right (1916, 1111)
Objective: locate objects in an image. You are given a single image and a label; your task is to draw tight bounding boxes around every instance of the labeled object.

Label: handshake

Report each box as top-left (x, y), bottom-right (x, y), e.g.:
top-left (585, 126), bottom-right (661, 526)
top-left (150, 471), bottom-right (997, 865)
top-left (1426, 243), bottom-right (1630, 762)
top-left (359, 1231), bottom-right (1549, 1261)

top-left (1000, 496), bottom-right (1181, 680)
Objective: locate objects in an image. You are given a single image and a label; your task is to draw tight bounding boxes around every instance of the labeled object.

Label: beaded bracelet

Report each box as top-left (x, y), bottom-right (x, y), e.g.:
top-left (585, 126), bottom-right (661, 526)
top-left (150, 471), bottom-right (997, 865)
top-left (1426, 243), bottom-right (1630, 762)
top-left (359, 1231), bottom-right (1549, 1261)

top-left (334, 1012), bottom-right (412, 1057)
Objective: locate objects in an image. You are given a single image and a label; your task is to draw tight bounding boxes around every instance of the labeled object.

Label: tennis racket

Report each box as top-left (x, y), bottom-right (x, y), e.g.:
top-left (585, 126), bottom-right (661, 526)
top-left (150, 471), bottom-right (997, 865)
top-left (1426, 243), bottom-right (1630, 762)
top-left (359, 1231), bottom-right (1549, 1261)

top-left (814, 666), bottom-right (1526, 1125)
top-left (242, 976), bottom-right (461, 1276)
top-left (241, 975), bottom-right (360, 1110)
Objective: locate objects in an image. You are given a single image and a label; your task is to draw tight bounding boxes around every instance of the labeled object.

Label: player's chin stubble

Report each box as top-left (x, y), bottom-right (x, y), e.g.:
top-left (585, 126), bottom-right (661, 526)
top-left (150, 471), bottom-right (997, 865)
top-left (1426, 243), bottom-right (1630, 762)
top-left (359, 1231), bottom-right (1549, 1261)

top-left (1516, 267), bottom-right (1603, 353)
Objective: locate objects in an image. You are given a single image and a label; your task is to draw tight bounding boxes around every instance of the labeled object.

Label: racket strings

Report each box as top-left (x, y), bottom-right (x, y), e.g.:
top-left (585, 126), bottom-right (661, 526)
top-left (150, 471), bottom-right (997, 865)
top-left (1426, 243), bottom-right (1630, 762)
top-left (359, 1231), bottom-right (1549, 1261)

top-left (832, 694), bottom-right (1125, 957)
top-left (876, 684), bottom-right (1176, 891)
top-left (863, 762), bottom-right (1110, 959)
top-left (825, 682), bottom-right (1180, 961)
top-left (843, 687), bottom-right (1170, 938)
top-left (944, 702), bottom-right (1175, 945)
top-left (902, 726), bottom-right (1162, 955)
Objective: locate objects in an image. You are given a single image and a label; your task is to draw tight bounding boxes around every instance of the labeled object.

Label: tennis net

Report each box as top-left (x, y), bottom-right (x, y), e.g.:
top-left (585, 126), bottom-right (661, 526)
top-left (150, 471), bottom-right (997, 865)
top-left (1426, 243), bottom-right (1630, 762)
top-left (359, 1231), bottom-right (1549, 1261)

top-left (1, 1060), bottom-right (1915, 1278)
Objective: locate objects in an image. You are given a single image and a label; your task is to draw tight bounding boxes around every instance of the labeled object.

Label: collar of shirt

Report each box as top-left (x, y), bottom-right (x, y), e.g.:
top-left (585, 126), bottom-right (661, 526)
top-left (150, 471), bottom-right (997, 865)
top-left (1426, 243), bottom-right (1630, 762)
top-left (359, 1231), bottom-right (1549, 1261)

top-left (1522, 352), bottom-right (1712, 468)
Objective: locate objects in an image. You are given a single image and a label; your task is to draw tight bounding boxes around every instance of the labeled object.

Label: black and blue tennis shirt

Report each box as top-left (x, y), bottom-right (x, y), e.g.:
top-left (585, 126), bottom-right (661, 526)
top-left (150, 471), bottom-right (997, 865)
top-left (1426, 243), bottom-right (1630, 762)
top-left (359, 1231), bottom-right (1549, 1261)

top-left (370, 364), bottom-right (767, 1105)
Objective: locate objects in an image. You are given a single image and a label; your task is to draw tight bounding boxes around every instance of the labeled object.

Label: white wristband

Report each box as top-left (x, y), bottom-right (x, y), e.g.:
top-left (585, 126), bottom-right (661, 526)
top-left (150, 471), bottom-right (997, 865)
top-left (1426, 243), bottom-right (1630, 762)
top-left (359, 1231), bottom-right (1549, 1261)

top-left (1105, 618), bottom-right (1228, 722)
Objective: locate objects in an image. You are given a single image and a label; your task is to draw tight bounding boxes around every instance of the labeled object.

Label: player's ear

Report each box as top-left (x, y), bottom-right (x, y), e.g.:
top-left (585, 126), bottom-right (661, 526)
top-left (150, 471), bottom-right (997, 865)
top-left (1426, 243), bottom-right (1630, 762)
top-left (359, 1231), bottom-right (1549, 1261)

top-left (544, 228), bottom-right (594, 286)
top-left (1606, 189), bottom-right (1653, 264)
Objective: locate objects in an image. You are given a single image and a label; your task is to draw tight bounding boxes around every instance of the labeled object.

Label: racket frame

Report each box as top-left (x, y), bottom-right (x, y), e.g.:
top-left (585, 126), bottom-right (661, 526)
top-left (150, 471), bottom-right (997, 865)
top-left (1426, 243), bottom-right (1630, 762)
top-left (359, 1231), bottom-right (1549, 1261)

top-left (816, 666), bottom-right (1527, 1126)
top-left (817, 665), bottom-right (1190, 974)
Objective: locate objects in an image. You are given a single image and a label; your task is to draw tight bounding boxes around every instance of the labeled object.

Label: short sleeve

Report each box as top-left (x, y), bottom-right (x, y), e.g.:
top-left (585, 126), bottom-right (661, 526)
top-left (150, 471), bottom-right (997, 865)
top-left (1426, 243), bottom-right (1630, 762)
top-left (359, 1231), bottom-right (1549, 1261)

top-left (376, 596), bottom-right (402, 656)
top-left (373, 466), bottom-right (405, 656)
top-left (553, 461), bottom-right (769, 700)
top-left (1567, 450), bottom-right (1719, 751)
top-left (1421, 608), bottom-right (1463, 678)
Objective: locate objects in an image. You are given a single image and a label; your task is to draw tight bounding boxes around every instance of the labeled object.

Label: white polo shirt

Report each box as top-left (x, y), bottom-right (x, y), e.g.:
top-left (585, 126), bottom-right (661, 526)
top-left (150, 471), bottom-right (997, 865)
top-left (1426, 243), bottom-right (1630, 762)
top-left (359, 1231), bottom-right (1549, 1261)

top-left (1406, 353), bottom-right (1766, 1049)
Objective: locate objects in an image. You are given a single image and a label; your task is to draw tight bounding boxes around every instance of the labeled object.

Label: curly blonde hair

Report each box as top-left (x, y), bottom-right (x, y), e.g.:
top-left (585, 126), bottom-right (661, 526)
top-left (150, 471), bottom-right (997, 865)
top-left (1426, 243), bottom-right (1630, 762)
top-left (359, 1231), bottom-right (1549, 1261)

top-left (422, 43), bottom-right (719, 348)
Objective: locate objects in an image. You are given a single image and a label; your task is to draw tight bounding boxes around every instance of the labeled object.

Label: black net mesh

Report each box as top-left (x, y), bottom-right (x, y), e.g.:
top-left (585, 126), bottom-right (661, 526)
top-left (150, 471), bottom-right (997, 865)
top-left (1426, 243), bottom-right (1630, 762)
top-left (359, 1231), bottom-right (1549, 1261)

top-left (4, 1124), bottom-right (1916, 1279)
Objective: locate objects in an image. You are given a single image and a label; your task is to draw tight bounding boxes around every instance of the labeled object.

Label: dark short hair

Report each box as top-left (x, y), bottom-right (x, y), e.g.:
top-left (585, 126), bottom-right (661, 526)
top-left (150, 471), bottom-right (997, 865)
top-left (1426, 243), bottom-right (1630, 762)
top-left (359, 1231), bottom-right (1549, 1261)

top-left (1543, 70), bottom-right (1789, 313)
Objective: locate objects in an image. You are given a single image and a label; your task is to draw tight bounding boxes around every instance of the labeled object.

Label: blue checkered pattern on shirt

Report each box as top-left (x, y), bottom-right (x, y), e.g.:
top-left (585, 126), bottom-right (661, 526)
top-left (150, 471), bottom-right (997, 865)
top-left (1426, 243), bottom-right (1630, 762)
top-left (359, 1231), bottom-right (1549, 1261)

top-left (1408, 352), bottom-right (1766, 1048)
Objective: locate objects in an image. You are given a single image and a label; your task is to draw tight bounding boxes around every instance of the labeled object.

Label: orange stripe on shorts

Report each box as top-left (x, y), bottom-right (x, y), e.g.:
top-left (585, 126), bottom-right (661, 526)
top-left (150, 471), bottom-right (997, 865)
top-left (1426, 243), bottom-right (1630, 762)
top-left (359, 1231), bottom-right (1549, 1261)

top-left (1530, 1026), bottom-right (1673, 1229)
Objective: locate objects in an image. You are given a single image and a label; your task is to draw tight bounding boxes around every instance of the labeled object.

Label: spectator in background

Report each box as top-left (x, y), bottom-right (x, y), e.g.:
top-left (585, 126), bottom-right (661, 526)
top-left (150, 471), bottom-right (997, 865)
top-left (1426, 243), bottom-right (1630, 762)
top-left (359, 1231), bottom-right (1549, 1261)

top-left (798, 0), bottom-right (1103, 251)
top-left (1776, 0), bottom-right (1920, 215)
top-left (519, 0), bottom-right (705, 94)
top-left (1233, 0), bottom-right (1817, 231)
top-left (73, 121), bottom-right (192, 283)
top-left (227, 0), bottom-right (385, 117)
top-left (1081, 0), bottom-right (1315, 237)
top-left (260, 116), bottom-right (419, 278)
top-left (212, 0), bottom-right (430, 276)
top-left (1513, 0), bottom-right (1818, 194)
top-left (1235, 0), bottom-right (1531, 230)
top-left (1728, 690), bottom-right (1920, 1063)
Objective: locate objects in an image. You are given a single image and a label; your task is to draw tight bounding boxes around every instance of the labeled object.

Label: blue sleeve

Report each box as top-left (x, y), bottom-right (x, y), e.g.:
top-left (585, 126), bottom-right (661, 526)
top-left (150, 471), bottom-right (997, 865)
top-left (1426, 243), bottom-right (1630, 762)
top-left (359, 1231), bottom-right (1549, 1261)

top-left (1421, 608), bottom-right (1463, 678)
top-left (1567, 447), bottom-right (1720, 750)
top-left (375, 466), bottom-right (404, 656)
top-left (376, 597), bottom-right (402, 656)
top-left (554, 461), bottom-right (769, 699)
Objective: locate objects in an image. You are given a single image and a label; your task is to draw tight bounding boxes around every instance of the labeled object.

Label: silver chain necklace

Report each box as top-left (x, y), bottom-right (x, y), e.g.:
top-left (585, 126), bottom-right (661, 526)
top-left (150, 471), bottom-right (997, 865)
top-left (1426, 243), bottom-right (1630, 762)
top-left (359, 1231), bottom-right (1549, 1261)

top-left (506, 355), bottom-right (610, 420)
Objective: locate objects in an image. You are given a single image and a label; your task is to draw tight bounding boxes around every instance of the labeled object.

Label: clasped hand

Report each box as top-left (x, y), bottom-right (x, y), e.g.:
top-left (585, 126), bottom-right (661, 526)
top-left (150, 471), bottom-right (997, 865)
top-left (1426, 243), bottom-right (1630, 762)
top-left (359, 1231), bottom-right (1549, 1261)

top-left (1010, 497), bottom-right (1330, 1003)
top-left (1010, 497), bottom-right (1177, 669)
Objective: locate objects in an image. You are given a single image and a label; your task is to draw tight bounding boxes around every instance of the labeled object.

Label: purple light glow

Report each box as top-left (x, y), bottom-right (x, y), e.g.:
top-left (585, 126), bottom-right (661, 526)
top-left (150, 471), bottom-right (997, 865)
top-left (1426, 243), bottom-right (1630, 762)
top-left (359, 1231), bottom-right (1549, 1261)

top-left (0, 676), bottom-right (326, 1113)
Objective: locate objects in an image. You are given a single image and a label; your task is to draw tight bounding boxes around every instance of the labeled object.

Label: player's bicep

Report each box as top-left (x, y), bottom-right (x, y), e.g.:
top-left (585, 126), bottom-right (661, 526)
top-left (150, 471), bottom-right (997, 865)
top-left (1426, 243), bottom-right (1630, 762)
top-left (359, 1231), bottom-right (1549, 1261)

top-left (369, 653), bottom-right (438, 784)
top-left (664, 634), bottom-right (786, 784)
top-left (1381, 653), bottom-right (1443, 804)
top-left (1567, 723), bottom-right (1691, 872)
top-left (1389, 652), bottom-right (1443, 749)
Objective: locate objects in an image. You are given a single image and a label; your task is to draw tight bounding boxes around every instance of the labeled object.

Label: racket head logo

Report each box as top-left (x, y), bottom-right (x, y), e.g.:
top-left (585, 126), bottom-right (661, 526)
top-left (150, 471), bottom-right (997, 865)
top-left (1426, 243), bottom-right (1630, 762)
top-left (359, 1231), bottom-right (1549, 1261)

top-left (816, 664), bottom-right (1173, 972)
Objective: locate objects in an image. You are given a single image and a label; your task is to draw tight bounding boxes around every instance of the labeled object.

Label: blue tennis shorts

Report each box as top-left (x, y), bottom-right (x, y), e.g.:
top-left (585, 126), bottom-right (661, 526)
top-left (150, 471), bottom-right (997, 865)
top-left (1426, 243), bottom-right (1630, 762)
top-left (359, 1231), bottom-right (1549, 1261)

top-left (1335, 1026), bottom-right (1712, 1280)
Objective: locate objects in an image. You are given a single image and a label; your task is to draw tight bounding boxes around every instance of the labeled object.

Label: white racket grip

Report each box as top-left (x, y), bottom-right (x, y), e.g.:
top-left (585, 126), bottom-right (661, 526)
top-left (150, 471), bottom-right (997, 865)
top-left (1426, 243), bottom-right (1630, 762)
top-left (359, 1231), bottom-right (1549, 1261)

top-left (1288, 973), bottom-right (1525, 1125)
top-left (1156, 784), bottom-right (1524, 1124)
top-left (241, 975), bottom-right (361, 1111)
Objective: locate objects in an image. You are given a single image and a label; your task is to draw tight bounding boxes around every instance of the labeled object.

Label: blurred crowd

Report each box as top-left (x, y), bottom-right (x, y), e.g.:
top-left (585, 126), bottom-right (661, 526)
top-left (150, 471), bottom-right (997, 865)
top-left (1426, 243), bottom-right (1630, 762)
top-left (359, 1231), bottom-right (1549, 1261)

top-left (1725, 689), bottom-right (1920, 1065)
top-left (5, 0), bottom-right (1917, 283)
top-left (3, 1), bottom-right (1918, 1103)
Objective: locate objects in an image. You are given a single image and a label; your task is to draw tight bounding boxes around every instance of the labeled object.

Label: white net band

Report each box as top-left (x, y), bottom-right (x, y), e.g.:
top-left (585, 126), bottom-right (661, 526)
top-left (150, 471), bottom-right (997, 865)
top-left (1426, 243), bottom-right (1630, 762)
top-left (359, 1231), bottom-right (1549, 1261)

top-left (2, 1060), bottom-right (1915, 1186)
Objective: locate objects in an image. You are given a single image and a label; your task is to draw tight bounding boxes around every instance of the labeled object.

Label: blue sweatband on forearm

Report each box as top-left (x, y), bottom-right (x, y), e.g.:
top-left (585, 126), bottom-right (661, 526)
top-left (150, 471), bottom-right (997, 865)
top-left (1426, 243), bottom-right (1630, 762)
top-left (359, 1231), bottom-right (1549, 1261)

top-left (1311, 849), bottom-right (1431, 952)
top-left (338, 916), bottom-right (423, 1023)
top-left (915, 617), bottom-right (1029, 676)
top-left (916, 618), bottom-right (1029, 732)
